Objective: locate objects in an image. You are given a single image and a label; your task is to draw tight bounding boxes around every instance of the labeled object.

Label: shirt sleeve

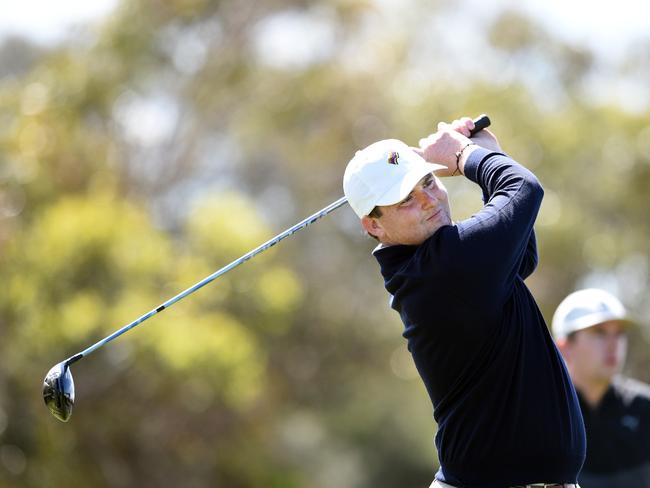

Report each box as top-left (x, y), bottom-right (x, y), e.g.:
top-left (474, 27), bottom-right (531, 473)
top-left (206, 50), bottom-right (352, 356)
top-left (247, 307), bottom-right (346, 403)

top-left (518, 229), bottom-right (538, 280)
top-left (450, 147), bottom-right (544, 312)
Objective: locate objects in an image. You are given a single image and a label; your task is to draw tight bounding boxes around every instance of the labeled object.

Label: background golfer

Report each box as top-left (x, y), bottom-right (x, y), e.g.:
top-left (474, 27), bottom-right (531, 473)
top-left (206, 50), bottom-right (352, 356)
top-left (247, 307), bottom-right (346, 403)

top-left (553, 288), bottom-right (650, 487)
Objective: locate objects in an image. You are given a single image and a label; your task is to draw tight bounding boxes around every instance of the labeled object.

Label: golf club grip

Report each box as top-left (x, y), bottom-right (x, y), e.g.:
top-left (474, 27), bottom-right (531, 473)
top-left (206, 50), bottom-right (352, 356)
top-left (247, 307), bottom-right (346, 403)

top-left (470, 114), bottom-right (490, 136)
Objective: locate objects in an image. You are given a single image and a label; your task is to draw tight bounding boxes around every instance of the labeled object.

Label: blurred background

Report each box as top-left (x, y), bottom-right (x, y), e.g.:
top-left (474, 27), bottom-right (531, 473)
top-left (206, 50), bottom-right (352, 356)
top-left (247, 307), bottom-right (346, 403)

top-left (1, 0), bottom-right (650, 486)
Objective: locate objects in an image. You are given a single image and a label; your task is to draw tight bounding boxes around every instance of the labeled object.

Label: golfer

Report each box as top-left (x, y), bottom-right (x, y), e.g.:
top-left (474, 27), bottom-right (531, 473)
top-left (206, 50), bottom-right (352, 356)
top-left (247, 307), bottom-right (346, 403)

top-left (553, 288), bottom-right (650, 487)
top-left (343, 117), bottom-right (585, 487)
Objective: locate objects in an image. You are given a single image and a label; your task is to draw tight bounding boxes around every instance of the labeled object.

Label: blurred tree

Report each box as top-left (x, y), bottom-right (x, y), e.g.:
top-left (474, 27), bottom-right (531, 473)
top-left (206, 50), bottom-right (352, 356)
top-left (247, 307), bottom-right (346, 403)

top-left (1, 0), bottom-right (650, 486)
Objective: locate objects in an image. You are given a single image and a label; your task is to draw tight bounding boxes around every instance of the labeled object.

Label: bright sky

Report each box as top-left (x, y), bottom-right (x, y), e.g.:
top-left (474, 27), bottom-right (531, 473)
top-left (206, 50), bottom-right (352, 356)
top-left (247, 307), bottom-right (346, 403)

top-left (517, 0), bottom-right (650, 58)
top-left (0, 0), bottom-right (647, 55)
top-left (0, 0), bottom-right (118, 44)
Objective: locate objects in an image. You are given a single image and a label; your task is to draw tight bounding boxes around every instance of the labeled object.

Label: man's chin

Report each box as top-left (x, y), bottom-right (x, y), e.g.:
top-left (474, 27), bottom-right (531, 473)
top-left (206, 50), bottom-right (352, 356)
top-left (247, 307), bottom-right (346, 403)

top-left (599, 365), bottom-right (623, 379)
top-left (428, 219), bottom-right (450, 234)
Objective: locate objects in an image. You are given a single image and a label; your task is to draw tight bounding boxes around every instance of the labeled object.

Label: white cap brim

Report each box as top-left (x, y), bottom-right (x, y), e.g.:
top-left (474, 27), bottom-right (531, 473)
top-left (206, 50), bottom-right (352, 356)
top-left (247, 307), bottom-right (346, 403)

top-left (372, 162), bottom-right (446, 210)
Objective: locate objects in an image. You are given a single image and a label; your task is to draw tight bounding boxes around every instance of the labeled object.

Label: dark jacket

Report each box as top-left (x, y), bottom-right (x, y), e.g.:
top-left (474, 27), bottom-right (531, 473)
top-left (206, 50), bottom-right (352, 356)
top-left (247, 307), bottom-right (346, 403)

top-left (374, 148), bottom-right (585, 487)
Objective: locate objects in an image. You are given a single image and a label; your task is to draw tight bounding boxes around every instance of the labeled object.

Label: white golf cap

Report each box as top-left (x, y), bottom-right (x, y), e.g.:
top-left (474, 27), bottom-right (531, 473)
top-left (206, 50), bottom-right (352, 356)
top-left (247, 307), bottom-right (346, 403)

top-left (343, 139), bottom-right (446, 218)
top-left (552, 288), bottom-right (634, 340)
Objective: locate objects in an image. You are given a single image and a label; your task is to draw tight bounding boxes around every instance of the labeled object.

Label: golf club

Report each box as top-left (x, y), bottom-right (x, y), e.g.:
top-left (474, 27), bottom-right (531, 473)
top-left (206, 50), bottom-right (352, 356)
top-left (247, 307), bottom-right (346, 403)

top-left (43, 114), bottom-right (491, 422)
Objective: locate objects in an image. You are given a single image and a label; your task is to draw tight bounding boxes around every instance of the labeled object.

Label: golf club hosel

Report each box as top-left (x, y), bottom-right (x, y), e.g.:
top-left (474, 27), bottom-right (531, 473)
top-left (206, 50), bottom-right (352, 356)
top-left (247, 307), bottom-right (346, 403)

top-left (66, 353), bottom-right (83, 366)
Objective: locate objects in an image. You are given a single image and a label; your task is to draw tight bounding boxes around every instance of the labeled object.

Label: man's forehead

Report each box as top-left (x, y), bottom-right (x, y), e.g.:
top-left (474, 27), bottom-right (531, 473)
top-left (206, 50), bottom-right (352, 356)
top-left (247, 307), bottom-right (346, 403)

top-left (584, 320), bottom-right (629, 333)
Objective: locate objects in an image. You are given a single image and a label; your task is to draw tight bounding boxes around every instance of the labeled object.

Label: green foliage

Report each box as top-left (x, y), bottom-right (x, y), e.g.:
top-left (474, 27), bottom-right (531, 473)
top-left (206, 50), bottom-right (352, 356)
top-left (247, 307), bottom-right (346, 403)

top-left (187, 192), bottom-right (272, 261)
top-left (1, 0), bottom-right (649, 486)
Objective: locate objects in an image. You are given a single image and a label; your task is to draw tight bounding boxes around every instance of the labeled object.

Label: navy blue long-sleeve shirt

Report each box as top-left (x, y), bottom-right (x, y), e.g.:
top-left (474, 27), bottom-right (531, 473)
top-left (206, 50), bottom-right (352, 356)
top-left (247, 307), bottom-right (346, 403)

top-left (373, 148), bottom-right (585, 487)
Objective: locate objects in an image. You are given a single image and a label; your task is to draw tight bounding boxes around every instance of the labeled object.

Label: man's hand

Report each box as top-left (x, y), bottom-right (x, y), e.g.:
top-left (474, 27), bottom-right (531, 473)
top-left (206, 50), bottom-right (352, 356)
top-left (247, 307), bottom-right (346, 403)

top-left (413, 117), bottom-right (501, 176)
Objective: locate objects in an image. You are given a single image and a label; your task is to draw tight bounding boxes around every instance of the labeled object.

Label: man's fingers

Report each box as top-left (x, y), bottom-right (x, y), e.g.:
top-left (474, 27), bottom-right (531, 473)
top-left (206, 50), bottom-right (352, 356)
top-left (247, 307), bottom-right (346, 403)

top-left (451, 117), bottom-right (473, 137)
top-left (419, 133), bottom-right (438, 148)
top-left (461, 116), bottom-right (475, 134)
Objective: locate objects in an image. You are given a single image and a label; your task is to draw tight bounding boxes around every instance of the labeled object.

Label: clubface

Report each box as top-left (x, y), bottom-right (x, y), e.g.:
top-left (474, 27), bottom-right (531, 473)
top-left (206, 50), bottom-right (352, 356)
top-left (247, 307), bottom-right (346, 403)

top-left (43, 362), bottom-right (75, 422)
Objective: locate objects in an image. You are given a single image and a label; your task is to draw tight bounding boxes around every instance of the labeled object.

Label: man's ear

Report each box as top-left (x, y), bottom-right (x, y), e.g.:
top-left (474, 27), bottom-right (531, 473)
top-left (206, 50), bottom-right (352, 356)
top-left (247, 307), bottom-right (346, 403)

top-left (361, 215), bottom-right (383, 240)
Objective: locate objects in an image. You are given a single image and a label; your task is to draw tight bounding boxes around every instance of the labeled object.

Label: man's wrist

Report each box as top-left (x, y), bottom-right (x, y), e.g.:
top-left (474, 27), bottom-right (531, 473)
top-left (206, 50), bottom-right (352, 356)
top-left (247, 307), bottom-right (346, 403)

top-left (454, 142), bottom-right (477, 175)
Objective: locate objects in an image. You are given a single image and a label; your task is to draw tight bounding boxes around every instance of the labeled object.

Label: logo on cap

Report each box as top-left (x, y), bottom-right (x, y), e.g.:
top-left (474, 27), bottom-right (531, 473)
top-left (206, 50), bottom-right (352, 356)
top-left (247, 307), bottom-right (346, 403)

top-left (387, 152), bottom-right (399, 165)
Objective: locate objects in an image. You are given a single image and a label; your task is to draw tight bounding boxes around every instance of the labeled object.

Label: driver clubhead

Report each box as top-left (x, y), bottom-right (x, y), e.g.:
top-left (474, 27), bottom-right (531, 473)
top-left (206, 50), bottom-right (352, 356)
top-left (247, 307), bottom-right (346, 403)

top-left (43, 362), bottom-right (75, 422)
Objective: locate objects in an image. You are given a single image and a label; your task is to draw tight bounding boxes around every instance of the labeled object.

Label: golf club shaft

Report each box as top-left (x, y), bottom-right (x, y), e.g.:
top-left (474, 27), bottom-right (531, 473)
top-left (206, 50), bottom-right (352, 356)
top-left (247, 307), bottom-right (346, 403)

top-left (65, 196), bottom-right (349, 366)
top-left (64, 113), bottom-right (491, 367)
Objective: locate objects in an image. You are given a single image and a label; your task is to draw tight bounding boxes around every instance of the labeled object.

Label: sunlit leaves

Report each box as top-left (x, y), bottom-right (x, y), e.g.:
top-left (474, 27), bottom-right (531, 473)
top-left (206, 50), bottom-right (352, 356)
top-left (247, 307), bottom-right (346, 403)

top-left (186, 191), bottom-right (271, 261)
top-left (255, 266), bottom-right (303, 319)
top-left (143, 311), bottom-right (266, 408)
